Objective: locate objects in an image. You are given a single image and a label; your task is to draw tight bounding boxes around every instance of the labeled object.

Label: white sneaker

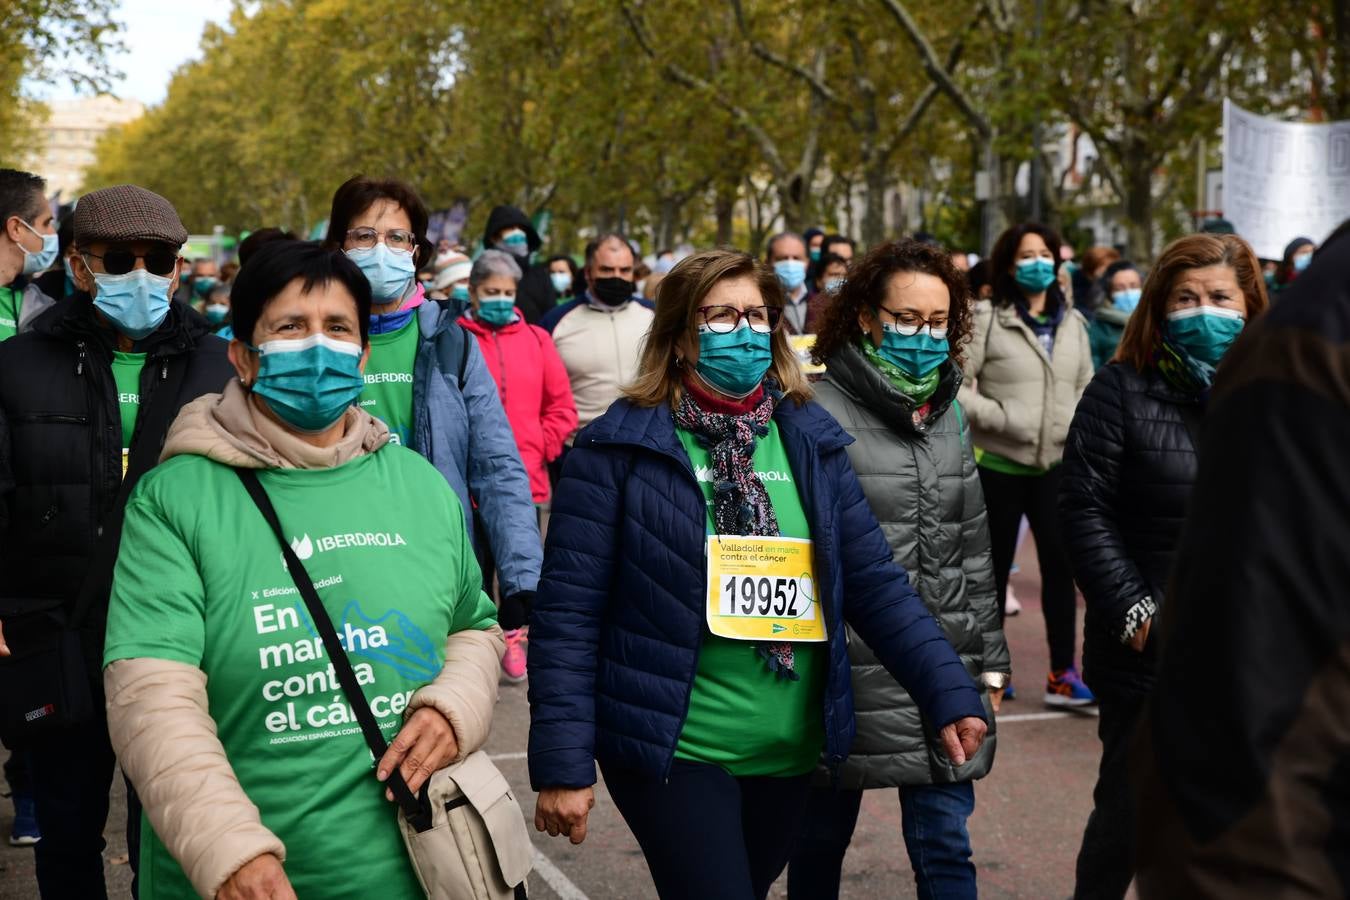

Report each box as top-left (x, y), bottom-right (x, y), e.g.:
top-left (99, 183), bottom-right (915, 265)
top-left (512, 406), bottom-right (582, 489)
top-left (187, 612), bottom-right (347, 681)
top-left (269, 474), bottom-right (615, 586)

top-left (1005, 587), bottom-right (1022, 617)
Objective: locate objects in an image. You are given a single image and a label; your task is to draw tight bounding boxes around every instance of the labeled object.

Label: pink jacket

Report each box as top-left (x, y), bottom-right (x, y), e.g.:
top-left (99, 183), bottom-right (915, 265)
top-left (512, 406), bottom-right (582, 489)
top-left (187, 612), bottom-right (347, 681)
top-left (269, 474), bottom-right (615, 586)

top-left (458, 313), bottom-right (578, 502)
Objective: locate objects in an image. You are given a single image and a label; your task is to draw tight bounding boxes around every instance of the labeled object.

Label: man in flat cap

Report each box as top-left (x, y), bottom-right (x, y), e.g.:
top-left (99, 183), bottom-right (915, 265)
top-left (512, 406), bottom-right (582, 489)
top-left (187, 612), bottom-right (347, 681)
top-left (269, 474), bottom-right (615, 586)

top-left (0, 185), bottom-right (233, 898)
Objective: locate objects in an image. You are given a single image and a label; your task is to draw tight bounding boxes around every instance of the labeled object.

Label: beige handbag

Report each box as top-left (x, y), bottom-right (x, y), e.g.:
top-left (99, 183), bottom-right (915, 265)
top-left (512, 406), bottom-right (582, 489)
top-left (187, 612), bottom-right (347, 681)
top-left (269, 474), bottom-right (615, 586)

top-left (398, 750), bottom-right (534, 900)
top-left (238, 469), bottom-right (533, 899)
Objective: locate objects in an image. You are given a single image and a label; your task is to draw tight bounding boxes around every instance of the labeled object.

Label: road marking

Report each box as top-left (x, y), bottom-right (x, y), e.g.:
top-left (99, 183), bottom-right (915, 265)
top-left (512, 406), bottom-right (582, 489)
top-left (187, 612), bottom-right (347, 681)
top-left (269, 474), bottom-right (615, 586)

top-left (532, 847), bottom-right (591, 900)
top-left (490, 751), bottom-right (529, 761)
top-left (997, 711), bottom-right (1074, 722)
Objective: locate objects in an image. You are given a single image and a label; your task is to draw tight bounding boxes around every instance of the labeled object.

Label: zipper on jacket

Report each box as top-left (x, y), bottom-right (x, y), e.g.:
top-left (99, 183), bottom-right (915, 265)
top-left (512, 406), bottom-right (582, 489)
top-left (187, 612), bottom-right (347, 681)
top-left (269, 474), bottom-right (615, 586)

top-left (492, 331), bottom-right (508, 405)
top-left (75, 340), bottom-right (87, 376)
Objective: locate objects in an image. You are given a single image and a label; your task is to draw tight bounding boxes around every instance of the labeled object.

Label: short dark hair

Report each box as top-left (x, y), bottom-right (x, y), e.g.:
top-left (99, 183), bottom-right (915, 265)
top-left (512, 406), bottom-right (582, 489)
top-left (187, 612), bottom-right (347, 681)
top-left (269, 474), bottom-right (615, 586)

top-left (230, 240), bottom-right (373, 347)
top-left (57, 214), bottom-right (75, 255)
top-left (812, 238), bottom-right (975, 369)
top-left (323, 175), bottom-right (431, 267)
top-left (967, 259), bottom-right (990, 294)
top-left (821, 234), bottom-right (855, 255)
top-left (0, 169), bottom-right (47, 226)
top-left (989, 222), bottom-right (1065, 309)
top-left (765, 231), bottom-right (806, 261)
top-left (238, 227), bottom-right (298, 266)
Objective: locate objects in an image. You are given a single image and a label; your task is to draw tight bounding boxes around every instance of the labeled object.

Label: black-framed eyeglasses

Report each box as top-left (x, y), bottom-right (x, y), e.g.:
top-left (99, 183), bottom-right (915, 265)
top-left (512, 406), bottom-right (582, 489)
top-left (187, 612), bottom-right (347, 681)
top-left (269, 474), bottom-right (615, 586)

top-left (876, 307), bottom-right (949, 339)
top-left (697, 304), bottom-right (783, 334)
top-left (345, 227), bottom-right (417, 252)
top-left (83, 248), bottom-right (180, 277)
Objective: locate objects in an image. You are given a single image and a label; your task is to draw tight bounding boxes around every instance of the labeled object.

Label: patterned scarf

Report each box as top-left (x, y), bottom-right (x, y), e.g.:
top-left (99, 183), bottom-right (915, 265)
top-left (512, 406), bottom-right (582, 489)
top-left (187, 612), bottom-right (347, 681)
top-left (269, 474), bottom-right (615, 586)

top-left (1014, 298), bottom-right (1064, 358)
top-left (859, 336), bottom-right (941, 404)
top-left (1154, 329), bottom-right (1214, 397)
top-left (674, 384), bottom-right (800, 679)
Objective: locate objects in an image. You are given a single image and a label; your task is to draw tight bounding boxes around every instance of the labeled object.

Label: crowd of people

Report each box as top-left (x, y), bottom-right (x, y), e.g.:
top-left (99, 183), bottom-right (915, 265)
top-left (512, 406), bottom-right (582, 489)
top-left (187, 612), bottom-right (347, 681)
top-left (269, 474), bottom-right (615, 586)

top-left (0, 161), bottom-right (1344, 900)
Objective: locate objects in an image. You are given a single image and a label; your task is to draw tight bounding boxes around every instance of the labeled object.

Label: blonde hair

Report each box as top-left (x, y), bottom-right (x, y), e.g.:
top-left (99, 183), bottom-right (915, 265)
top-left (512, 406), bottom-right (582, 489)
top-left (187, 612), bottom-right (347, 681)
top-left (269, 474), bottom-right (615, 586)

top-left (624, 248), bottom-right (812, 408)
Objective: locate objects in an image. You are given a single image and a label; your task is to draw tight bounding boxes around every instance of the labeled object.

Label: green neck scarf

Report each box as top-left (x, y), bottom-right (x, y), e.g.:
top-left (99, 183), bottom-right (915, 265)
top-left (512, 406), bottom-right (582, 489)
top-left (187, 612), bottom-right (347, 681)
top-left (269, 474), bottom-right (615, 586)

top-left (859, 336), bottom-right (940, 404)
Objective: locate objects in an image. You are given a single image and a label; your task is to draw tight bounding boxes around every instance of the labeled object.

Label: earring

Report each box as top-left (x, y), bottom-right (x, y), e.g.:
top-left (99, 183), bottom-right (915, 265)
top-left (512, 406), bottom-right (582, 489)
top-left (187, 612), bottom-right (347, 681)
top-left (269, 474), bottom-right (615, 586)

top-left (674, 356), bottom-right (684, 367)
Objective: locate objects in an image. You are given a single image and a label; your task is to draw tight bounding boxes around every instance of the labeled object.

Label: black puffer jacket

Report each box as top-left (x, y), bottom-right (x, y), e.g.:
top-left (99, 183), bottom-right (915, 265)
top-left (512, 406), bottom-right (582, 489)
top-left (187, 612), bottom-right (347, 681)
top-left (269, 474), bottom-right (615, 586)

top-left (0, 294), bottom-right (233, 637)
top-left (1059, 361), bottom-right (1200, 699)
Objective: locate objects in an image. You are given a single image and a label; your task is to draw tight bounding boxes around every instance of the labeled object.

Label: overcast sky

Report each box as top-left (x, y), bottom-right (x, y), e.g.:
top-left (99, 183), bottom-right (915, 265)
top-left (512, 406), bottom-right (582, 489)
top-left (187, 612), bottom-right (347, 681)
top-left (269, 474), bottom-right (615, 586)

top-left (38, 0), bottom-right (233, 105)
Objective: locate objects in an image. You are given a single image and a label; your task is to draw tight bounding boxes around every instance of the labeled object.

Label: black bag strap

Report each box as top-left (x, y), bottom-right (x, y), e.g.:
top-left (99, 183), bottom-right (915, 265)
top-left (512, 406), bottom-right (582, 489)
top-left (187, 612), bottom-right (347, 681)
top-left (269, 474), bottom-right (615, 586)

top-left (233, 467), bottom-right (433, 831)
top-left (70, 355), bottom-right (185, 628)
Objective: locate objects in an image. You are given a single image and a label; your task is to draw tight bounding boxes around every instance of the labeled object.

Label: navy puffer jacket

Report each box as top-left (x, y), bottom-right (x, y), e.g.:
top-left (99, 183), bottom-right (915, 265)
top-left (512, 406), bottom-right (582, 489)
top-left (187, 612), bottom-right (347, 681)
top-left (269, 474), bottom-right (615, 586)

top-left (527, 396), bottom-right (986, 790)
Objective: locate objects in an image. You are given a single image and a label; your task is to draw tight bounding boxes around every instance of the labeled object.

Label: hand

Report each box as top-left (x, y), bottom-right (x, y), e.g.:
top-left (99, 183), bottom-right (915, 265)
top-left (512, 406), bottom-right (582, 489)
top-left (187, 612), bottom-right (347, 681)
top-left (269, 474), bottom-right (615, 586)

top-left (1128, 617), bottom-right (1152, 653)
top-left (535, 786), bottom-right (595, 845)
top-left (938, 716), bottom-right (988, 766)
top-left (0, 619), bottom-right (8, 657)
top-left (378, 707), bottom-right (459, 801)
top-left (218, 854), bottom-right (295, 900)
top-left (990, 688), bottom-right (1004, 714)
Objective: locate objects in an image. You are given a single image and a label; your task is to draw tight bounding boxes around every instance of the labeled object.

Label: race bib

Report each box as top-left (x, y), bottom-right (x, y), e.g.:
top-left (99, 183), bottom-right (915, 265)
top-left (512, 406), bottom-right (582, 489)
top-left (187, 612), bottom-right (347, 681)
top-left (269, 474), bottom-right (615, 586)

top-left (705, 535), bottom-right (826, 642)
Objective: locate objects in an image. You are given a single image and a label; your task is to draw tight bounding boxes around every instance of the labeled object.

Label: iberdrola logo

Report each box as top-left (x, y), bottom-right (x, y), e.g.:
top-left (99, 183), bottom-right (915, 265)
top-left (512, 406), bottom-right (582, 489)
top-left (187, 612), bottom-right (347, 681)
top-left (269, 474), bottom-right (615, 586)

top-left (281, 531), bottom-right (406, 569)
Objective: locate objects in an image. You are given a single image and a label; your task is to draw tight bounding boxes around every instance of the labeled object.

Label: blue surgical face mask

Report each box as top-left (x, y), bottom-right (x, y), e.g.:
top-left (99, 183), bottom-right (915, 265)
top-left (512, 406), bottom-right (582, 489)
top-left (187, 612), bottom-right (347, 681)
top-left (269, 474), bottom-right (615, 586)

top-left (550, 271), bottom-right (572, 294)
top-left (1166, 306), bottom-right (1245, 367)
top-left (249, 333), bottom-right (365, 433)
top-left (498, 230), bottom-right (530, 259)
top-left (878, 322), bottom-right (949, 379)
top-left (695, 323), bottom-right (773, 398)
top-left (1293, 252), bottom-right (1312, 273)
top-left (1014, 258), bottom-right (1057, 294)
top-left (19, 220), bottom-right (59, 275)
top-left (824, 277), bottom-right (845, 294)
top-left (476, 296), bottom-right (516, 327)
top-left (773, 259), bottom-right (807, 292)
top-left (90, 266), bottom-right (172, 340)
top-left (346, 243), bottom-right (416, 303)
top-left (1111, 288), bottom-right (1142, 313)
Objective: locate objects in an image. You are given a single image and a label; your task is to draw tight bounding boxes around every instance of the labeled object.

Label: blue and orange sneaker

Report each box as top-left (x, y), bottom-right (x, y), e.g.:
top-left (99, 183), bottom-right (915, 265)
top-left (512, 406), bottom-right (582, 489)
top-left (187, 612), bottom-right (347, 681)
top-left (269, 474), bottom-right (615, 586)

top-left (1044, 667), bottom-right (1096, 709)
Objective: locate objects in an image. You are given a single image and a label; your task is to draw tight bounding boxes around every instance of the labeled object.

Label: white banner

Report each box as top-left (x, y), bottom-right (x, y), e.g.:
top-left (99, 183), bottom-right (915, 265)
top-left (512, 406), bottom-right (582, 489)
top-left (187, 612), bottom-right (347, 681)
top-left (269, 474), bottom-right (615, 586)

top-left (1222, 99), bottom-right (1350, 260)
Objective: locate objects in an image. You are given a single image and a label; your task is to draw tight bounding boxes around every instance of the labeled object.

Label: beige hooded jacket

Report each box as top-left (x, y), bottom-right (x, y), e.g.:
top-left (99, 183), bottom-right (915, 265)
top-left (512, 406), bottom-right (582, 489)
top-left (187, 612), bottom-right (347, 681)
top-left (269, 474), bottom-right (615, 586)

top-left (105, 380), bottom-right (506, 898)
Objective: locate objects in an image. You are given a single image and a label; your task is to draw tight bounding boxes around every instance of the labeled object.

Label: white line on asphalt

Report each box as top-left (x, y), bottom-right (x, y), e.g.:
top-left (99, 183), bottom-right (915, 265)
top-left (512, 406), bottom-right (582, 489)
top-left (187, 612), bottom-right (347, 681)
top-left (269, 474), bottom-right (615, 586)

top-left (997, 711), bottom-right (1074, 722)
top-left (490, 751), bottom-right (529, 761)
top-left (532, 847), bottom-right (591, 900)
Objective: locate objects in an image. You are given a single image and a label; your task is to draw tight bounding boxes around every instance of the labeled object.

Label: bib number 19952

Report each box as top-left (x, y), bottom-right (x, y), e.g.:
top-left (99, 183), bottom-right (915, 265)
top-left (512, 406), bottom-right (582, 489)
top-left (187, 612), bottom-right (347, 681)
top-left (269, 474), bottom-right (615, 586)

top-left (705, 535), bottom-right (826, 643)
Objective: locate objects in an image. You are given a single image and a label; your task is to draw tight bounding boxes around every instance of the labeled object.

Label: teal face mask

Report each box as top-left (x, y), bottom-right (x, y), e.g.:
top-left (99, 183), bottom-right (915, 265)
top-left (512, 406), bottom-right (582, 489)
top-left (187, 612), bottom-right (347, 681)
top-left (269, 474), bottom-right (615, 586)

top-left (877, 322), bottom-right (949, 378)
top-left (249, 333), bottom-right (365, 432)
top-left (1014, 258), bottom-right (1057, 294)
top-left (1165, 306), bottom-right (1245, 367)
top-left (695, 324), bottom-right (772, 397)
top-left (450, 284), bottom-right (470, 303)
top-left (476, 296), bottom-right (516, 327)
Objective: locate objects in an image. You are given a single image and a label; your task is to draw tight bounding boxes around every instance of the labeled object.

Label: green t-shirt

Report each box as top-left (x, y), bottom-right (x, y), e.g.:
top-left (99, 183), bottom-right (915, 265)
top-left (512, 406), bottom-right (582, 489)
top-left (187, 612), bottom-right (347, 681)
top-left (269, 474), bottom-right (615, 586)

top-left (359, 318), bottom-right (419, 446)
top-left (104, 446), bottom-right (498, 899)
top-left (111, 351), bottom-right (146, 462)
top-left (674, 420), bottom-right (826, 777)
top-left (0, 284), bottom-right (20, 342)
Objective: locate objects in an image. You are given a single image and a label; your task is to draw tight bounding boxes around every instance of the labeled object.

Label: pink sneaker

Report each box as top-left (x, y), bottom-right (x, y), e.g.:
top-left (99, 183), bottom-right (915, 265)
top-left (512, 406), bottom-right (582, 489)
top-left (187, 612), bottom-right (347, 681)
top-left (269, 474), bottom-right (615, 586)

top-left (501, 628), bottom-right (528, 683)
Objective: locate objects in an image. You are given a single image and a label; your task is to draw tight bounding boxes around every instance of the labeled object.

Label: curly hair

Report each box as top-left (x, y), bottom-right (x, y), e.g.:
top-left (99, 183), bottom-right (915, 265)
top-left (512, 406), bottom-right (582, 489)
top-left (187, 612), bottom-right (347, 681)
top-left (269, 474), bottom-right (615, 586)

top-left (811, 238), bottom-right (974, 369)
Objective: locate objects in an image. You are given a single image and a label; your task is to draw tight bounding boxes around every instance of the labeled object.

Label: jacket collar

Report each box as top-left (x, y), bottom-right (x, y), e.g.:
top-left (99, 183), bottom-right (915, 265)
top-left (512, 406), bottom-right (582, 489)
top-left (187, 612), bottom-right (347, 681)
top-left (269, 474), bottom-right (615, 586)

top-left (581, 393), bottom-right (854, 461)
top-left (457, 312), bottom-right (525, 338)
top-left (35, 291), bottom-right (209, 357)
top-left (824, 341), bottom-right (961, 435)
top-left (416, 297), bottom-right (459, 339)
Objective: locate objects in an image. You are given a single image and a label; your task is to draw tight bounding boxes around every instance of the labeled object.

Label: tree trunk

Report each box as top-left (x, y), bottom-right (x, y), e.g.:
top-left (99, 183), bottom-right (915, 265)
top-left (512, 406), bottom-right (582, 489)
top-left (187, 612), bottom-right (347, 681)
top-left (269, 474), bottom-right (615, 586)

top-left (1123, 156), bottom-right (1154, 263)
top-left (715, 181), bottom-right (735, 246)
top-left (861, 150), bottom-right (888, 248)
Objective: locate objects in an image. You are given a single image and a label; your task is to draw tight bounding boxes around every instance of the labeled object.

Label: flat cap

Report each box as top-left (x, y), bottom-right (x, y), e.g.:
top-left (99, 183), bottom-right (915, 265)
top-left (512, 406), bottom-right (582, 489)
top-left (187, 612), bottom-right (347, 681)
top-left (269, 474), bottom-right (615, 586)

top-left (74, 185), bottom-right (188, 247)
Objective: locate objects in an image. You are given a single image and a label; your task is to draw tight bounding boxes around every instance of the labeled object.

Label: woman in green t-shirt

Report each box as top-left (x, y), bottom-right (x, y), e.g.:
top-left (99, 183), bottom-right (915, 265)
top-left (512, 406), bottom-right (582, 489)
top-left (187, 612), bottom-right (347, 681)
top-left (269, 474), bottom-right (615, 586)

top-left (103, 241), bottom-right (504, 900)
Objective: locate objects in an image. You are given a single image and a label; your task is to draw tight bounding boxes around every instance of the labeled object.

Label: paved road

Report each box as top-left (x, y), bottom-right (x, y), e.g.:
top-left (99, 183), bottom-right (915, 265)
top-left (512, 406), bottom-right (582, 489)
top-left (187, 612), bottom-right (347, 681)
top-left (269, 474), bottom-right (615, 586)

top-left (0, 538), bottom-right (1114, 899)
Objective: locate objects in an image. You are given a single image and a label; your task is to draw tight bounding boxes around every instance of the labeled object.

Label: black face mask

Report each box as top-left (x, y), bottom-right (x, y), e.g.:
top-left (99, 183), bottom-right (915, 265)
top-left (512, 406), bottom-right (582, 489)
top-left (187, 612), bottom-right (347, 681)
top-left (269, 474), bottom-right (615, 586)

top-left (591, 276), bottom-right (634, 308)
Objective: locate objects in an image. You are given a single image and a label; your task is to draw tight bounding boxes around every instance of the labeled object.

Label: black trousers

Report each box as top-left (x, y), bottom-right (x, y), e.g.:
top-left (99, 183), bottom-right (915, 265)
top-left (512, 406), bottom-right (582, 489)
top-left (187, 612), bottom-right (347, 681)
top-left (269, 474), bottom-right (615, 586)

top-left (30, 711), bottom-right (118, 898)
top-left (1073, 694), bottom-right (1145, 899)
top-left (602, 759), bottom-right (811, 900)
top-left (978, 464), bottom-right (1080, 672)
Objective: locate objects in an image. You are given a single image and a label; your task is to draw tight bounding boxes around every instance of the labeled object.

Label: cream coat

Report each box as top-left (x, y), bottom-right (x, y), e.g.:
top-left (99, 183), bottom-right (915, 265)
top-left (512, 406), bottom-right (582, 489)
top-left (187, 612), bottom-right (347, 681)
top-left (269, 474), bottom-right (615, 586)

top-left (958, 300), bottom-right (1094, 469)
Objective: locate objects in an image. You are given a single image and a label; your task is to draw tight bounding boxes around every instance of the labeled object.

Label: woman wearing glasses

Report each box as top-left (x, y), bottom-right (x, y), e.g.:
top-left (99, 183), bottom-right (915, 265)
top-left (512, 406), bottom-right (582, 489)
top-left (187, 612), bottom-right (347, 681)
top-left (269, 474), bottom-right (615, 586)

top-left (322, 177), bottom-right (541, 682)
top-left (787, 239), bottom-right (1006, 899)
top-left (527, 248), bottom-right (989, 900)
top-left (959, 223), bottom-right (1094, 707)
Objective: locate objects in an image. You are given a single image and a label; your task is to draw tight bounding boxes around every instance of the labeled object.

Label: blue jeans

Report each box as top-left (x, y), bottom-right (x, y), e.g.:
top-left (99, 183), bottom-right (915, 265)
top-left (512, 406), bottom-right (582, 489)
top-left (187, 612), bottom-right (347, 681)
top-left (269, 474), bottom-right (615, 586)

top-left (787, 781), bottom-right (977, 900)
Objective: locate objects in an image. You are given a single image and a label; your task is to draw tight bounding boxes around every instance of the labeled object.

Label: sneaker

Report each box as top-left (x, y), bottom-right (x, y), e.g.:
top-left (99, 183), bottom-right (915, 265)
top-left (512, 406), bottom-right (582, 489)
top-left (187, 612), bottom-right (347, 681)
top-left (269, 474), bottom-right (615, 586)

top-left (1002, 682), bottom-right (1016, 701)
top-left (1044, 667), bottom-right (1096, 708)
top-left (1005, 586), bottom-right (1022, 617)
top-left (500, 628), bottom-right (528, 684)
top-left (9, 793), bottom-right (39, 847)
